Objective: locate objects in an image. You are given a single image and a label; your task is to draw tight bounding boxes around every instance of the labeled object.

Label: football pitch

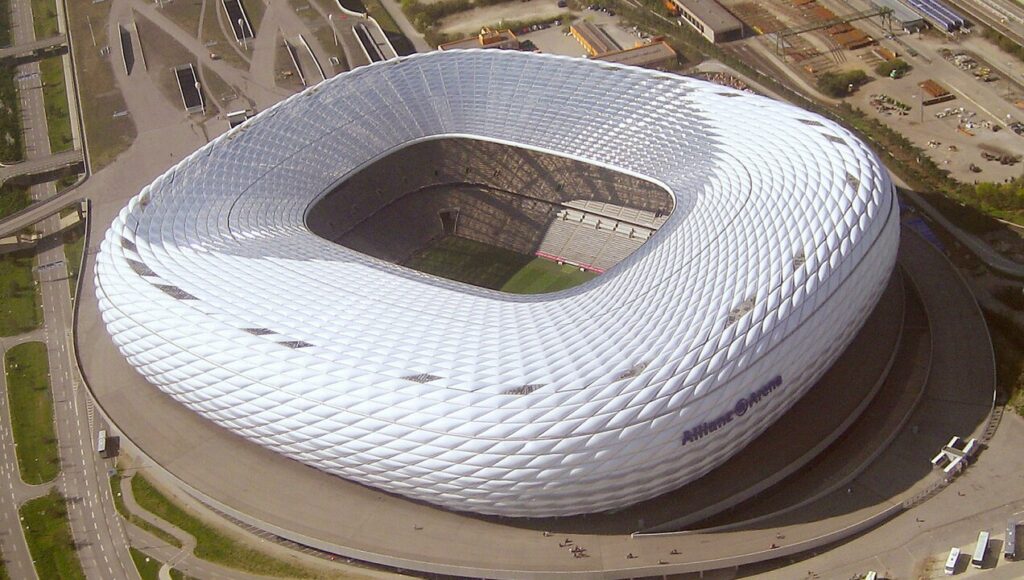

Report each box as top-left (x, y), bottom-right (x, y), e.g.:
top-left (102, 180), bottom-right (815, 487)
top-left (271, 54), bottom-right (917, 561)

top-left (404, 236), bottom-right (596, 294)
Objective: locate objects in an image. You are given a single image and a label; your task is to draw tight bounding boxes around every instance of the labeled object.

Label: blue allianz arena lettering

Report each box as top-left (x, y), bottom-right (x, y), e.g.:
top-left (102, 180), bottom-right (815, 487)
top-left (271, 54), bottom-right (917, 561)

top-left (680, 376), bottom-right (783, 446)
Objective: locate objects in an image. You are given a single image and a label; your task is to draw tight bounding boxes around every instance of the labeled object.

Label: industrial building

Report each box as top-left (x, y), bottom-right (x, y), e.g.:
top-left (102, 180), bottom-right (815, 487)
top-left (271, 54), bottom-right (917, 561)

top-left (438, 27), bottom-right (520, 51)
top-left (570, 20), bottom-right (619, 55)
top-left (671, 0), bottom-right (744, 43)
top-left (595, 41), bottom-right (678, 69)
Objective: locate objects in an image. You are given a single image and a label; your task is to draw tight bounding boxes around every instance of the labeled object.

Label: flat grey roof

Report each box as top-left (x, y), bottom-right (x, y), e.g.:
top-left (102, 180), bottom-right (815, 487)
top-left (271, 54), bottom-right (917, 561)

top-left (596, 42), bottom-right (677, 67)
top-left (870, 0), bottom-right (925, 24)
top-left (673, 0), bottom-right (743, 33)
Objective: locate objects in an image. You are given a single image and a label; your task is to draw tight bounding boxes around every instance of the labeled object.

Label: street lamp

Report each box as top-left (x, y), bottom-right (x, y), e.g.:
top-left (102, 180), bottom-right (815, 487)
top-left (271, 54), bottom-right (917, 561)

top-left (329, 14), bottom-right (338, 47)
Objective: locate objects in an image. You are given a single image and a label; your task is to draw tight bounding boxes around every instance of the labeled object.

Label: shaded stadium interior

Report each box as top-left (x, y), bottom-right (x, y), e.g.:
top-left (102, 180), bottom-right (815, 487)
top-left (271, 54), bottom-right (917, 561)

top-left (305, 138), bottom-right (674, 287)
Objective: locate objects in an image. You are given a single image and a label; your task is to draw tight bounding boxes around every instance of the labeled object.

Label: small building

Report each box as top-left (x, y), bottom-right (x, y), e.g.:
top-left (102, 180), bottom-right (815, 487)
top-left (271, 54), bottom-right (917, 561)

top-left (870, 0), bottom-right (926, 32)
top-left (570, 20), bottom-right (619, 56)
top-left (595, 41), bottom-right (678, 69)
top-left (439, 27), bottom-right (520, 51)
top-left (671, 0), bottom-right (744, 43)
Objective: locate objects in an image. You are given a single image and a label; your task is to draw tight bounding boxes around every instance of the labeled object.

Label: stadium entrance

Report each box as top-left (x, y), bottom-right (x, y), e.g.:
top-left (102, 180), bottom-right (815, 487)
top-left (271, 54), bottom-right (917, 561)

top-left (306, 138), bottom-right (673, 293)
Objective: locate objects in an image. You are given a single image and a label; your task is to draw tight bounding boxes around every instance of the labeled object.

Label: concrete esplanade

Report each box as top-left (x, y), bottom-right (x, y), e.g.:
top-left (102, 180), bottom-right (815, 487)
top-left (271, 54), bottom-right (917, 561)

top-left (73, 51), bottom-right (995, 578)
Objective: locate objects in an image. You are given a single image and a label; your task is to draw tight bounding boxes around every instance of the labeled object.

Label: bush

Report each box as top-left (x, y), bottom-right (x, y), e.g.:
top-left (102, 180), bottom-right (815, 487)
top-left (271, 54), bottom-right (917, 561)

top-left (982, 26), bottom-right (1024, 62)
top-left (816, 69), bottom-right (868, 97)
top-left (975, 178), bottom-right (1024, 216)
top-left (875, 58), bottom-right (910, 78)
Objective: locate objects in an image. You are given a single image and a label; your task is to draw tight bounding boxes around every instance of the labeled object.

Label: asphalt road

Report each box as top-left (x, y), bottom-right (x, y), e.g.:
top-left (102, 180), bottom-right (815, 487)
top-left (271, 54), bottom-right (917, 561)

top-left (0, 0), bottom-right (136, 577)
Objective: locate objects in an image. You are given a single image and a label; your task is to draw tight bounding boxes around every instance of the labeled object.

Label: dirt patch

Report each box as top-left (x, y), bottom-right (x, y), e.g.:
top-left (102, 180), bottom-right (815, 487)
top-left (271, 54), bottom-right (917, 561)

top-left (437, 0), bottom-right (565, 35)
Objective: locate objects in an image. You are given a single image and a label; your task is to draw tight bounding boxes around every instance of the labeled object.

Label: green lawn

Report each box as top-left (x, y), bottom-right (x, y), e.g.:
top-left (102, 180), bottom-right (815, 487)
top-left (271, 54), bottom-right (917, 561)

top-left (40, 57), bottom-right (73, 153)
top-left (405, 236), bottom-right (595, 293)
top-left (63, 225), bottom-right (85, 299)
top-left (0, 65), bottom-right (24, 163)
top-left (5, 341), bottom-right (59, 484)
top-left (110, 474), bottom-right (183, 549)
top-left (66, 0), bottom-right (136, 169)
top-left (130, 548), bottom-right (162, 580)
top-left (0, 184), bottom-right (32, 220)
top-left (0, 251), bottom-right (42, 336)
top-left (130, 476), bottom-right (318, 578)
top-left (0, 0), bottom-right (12, 47)
top-left (20, 490), bottom-right (86, 580)
top-left (501, 258), bottom-right (596, 294)
top-left (31, 0), bottom-right (59, 38)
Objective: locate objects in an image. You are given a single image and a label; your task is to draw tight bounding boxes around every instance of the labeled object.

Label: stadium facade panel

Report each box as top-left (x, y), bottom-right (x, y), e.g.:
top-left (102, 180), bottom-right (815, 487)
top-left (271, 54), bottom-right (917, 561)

top-left (95, 50), bottom-right (899, 517)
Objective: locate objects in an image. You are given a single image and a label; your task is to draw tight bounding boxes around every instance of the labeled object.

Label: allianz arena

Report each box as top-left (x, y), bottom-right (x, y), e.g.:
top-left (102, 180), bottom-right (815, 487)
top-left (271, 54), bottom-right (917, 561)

top-left (94, 50), bottom-right (899, 518)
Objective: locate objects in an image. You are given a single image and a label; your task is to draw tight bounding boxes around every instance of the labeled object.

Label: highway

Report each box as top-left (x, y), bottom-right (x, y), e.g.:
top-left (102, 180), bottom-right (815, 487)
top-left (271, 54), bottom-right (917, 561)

top-left (0, 149), bottom-right (84, 186)
top-left (0, 0), bottom-right (136, 577)
top-left (0, 34), bottom-right (67, 62)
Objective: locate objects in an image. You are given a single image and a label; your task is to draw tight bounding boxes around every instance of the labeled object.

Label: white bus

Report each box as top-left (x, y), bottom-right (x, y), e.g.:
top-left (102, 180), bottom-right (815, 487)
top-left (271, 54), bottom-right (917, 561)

top-left (96, 429), bottom-right (107, 455)
top-left (971, 530), bottom-right (990, 568)
top-left (1005, 521), bottom-right (1017, 561)
top-left (944, 546), bottom-right (960, 575)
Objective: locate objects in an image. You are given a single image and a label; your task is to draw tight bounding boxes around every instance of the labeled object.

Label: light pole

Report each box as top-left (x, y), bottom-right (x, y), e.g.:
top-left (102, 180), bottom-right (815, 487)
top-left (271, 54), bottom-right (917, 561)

top-left (238, 17), bottom-right (247, 48)
top-left (195, 81), bottom-right (204, 114)
top-left (329, 13), bottom-right (338, 47)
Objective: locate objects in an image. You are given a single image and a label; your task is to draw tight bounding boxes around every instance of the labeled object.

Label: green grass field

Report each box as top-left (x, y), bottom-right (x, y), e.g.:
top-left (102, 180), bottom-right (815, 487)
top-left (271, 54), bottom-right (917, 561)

top-left (20, 490), bottom-right (86, 580)
top-left (5, 342), bottom-right (59, 484)
top-left (130, 476), bottom-right (319, 578)
top-left (0, 184), bottom-right (32, 220)
top-left (63, 226), bottom-right (85, 299)
top-left (502, 259), bottom-right (596, 294)
top-left (40, 56), bottom-right (72, 154)
top-left (404, 236), bottom-right (595, 293)
top-left (0, 251), bottom-right (42, 336)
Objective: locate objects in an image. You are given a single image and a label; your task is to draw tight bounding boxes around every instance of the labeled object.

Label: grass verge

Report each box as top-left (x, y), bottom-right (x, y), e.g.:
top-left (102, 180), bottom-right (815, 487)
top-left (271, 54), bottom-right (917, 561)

top-left (39, 56), bottom-right (73, 153)
top-left (0, 0), bottom-right (11, 47)
top-left (110, 475), bottom-right (183, 549)
top-left (130, 547), bottom-right (162, 580)
top-left (985, 309), bottom-right (1024, 416)
top-left (63, 224), bottom-right (85, 300)
top-left (130, 475), bottom-right (318, 578)
top-left (66, 0), bottom-right (136, 169)
top-left (0, 250), bottom-right (42, 336)
top-left (5, 342), bottom-right (59, 484)
top-left (0, 65), bottom-right (24, 163)
top-left (20, 490), bottom-right (86, 580)
top-left (31, 0), bottom-right (59, 38)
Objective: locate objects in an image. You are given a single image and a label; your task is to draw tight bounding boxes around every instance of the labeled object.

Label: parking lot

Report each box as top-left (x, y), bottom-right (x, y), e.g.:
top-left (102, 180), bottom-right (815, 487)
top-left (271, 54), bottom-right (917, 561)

top-left (517, 9), bottom-right (642, 57)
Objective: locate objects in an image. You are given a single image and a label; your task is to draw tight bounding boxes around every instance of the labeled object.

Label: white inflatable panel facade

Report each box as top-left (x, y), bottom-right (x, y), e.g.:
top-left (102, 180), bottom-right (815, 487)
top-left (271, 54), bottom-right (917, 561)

top-left (95, 50), bottom-right (899, 517)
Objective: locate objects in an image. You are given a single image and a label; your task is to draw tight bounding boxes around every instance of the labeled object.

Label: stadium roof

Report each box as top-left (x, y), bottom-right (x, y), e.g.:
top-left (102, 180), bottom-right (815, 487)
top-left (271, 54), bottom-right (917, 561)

top-left (95, 50), bottom-right (898, 517)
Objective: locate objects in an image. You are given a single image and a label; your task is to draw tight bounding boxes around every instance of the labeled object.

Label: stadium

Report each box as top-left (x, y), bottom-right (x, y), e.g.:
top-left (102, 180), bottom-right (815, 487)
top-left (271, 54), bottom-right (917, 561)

top-left (94, 50), bottom-right (899, 518)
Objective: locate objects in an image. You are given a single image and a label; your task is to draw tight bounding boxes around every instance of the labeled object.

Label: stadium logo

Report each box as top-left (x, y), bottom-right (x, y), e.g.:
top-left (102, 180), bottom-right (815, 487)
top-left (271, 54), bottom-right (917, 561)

top-left (681, 375), bottom-right (783, 446)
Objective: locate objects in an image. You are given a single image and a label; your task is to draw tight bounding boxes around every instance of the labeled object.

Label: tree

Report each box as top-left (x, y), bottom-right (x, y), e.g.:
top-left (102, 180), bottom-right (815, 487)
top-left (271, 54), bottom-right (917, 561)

top-left (875, 59), bottom-right (911, 79)
top-left (816, 69), bottom-right (868, 97)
